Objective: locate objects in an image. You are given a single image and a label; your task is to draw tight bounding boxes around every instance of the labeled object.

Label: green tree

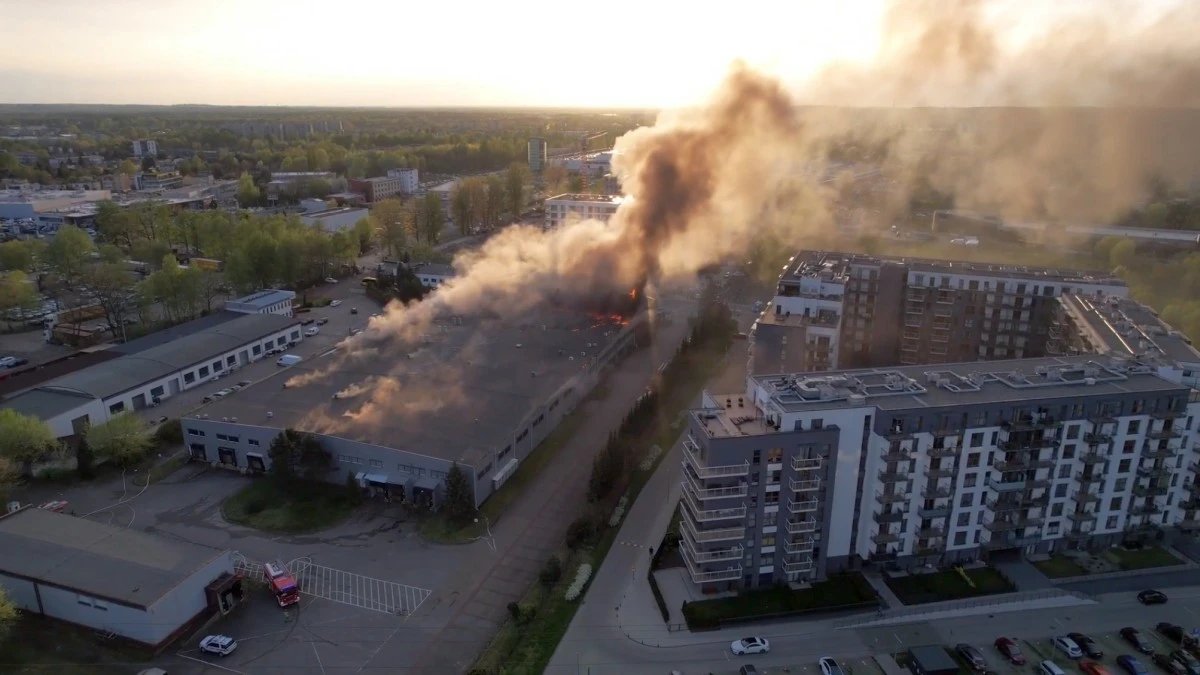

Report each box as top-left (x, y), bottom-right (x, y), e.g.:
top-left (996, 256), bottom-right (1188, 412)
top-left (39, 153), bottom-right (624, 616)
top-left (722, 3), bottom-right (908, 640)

top-left (1110, 239), bottom-right (1138, 268)
top-left (43, 225), bottom-right (96, 287)
top-left (0, 271), bottom-right (38, 317)
top-left (370, 198), bottom-right (410, 258)
top-left (450, 183), bottom-right (474, 237)
top-left (86, 412), bottom-right (154, 465)
top-left (485, 175), bottom-right (505, 227)
top-left (418, 192), bottom-right (445, 244)
top-left (267, 428), bottom-right (333, 485)
top-left (118, 159), bottom-right (139, 177)
top-left (353, 217), bottom-right (375, 255)
top-left (0, 587), bottom-right (17, 645)
top-left (443, 462), bottom-right (477, 525)
top-left (0, 408), bottom-right (58, 476)
top-left (0, 239), bottom-right (41, 272)
top-left (1143, 202), bottom-right (1169, 229)
top-left (82, 262), bottom-right (135, 338)
top-left (236, 171), bottom-right (262, 207)
top-left (505, 162), bottom-right (529, 217)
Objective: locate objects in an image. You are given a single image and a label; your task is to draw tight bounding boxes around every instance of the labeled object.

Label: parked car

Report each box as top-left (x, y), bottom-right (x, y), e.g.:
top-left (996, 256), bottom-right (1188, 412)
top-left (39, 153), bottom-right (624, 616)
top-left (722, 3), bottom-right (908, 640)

top-left (1070, 634), bottom-right (1104, 659)
top-left (996, 637), bottom-right (1027, 665)
top-left (317, 318), bottom-right (329, 325)
top-left (330, 300), bottom-right (343, 307)
top-left (1171, 650), bottom-right (1200, 675)
top-left (739, 667), bottom-right (759, 675)
top-left (350, 307), bottom-right (358, 314)
top-left (819, 657), bottom-right (846, 675)
top-left (304, 326), bottom-right (319, 336)
top-left (1158, 623), bottom-right (1196, 647)
top-left (237, 380), bottom-right (251, 388)
top-left (0, 356), bottom-right (16, 368)
top-left (730, 637), bottom-right (770, 656)
top-left (1123, 628), bottom-right (1156, 655)
top-left (1054, 636), bottom-right (1084, 659)
top-left (1039, 660), bottom-right (1068, 675)
top-left (1155, 655), bottom-right (1188, 675)
top-left (1120, 657), bottom-right (1152, 675)
top-left (300, 318), bottom-right (316, 325)
top-left (956, 644), bottom-right (988, 670)
top-left (325, 277), bottom-right (338, 284)
top-left (1081, 661), bottom-right (1114, 675)
top-left (1140, 590), bottom-right (1169, 605)
top-left (199, 635), bottom-right (238, 656)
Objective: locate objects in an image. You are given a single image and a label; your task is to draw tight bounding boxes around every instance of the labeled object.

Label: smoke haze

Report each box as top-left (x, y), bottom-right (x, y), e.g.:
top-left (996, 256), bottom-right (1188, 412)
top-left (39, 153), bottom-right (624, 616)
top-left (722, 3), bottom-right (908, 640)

top-left (291, 0), bottom-right (1200, 433)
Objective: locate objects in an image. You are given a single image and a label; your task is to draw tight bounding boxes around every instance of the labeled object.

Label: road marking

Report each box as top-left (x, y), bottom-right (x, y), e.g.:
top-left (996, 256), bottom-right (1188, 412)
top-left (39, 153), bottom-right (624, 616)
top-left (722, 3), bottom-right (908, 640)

top-left (311, 640), bottom-right (327, 675)
top-left (290, 560), bottom-right (432, 616)
top-left (174, 652), bottom-right (248, 674)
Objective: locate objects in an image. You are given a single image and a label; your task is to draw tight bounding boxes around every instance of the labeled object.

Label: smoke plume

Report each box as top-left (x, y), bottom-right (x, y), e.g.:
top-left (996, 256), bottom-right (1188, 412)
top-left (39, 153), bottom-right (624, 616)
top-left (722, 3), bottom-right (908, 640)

top-left (291, 0), bottom-right (1200, 433)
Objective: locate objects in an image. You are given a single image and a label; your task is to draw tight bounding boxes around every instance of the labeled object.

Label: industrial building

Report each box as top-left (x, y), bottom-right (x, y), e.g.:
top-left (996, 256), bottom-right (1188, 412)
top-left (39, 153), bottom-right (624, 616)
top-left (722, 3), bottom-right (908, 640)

top-left (413, 263), bottom-right (455, 289)
top-left (299, 206), bottom-right (369, 231)
top-left (347, 175), bottom-right (409, 203)
top-left (0, 312), bottom-right (303, 438)
top-left (543, 193), bottom-right (625, 230)
top-left (181, 309), bottom-right (649, 507)
top-left (0, 506), bottom-right (236, 648)
top-left (680, 356), bottom-right (1200, 591)
top-left (224, 289), bottom-right (297, 316)
top-left (386, 167), bottom-right (419, 194)
top-left (750, 251), bottom-right (1128, 374)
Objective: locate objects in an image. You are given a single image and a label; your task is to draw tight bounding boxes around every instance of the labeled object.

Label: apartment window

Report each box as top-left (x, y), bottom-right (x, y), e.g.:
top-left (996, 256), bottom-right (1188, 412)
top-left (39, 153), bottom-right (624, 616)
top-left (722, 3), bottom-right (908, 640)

top-left (762, 535), bottom-right (776, 547)
top-left (109, 402), bottom-right (125, 414)
top-left (77, 595), bottom-right (108, 611)
top-left (973, 412), bottom-right (988, 426)
top-left (1066, 424), bottom-right (1080, 440)
top-left (765, 448), bottom-right (782, 463)
top-left (1132, 400), bottom-right (1145, 415)
top-left (969, 433), bottom-right (983, 448)
top-left (1127, 419), bottom-right (1143, 435)
top-left (212, 360), bottom-right (222, 372)
top-left (1054, 484), bottom-right (1067, 498)
top-left (1123, 440), bottom-right (1135, 454)
top-left (1104, 516), bottom-right (1118, 530)
top-left (964, 473), bottom-right (977, 488)
top-left (960, 493), bottom-right (973, 507)
top-left (957, 513), bottom-right (970, 527)
top-left (1058, 465), bottom-right (1071, 479)
top-left (252, 345), bottom-right (262, 355)
top-left (1062, 444), bottom-right (1075, 460)
top-left (1110, 497), bottom-right (1123, 510)
top-left (964, 318), bottom-right (975, 328)
top-left (1118, 459), bottom-right (1131, 473)
top-left (291, 331), bottom-right (300, 340)
top-left (151, 385), bottom-right (165, 397)
top-left (967, 452), bottom-right (980, 468)
top-left (1051, 502), bottom-right (1064, 517)
top-left (337, 454), bottom-right (350, 462)
top-left (1115, 478), bottom-right (1127, 491)
top-left (954, 531), bottom-right (967, 546)
top-left (227, 356), bottom-right (236, 366)
top-left (763, 512), bottom-right (777, 527)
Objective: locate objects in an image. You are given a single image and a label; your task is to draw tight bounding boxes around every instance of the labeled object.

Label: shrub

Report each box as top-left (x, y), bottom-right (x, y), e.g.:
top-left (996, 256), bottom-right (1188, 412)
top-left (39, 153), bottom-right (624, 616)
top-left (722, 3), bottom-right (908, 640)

top-left (154, 418), bottom-right (183, 446)
top-left (34, 466), bottom-right (75, 483)
top-left (564, 563), bottom-right (593, 601)
top-left (566, 516), bottom-right (597, 549)
top-left (539, 556), bottom-right (563, 587)
top-left (507, 601), bottom-right (521, 621)
top-left (648, 572), bottom-right (670, 622)
top-left (243, 497), bottom-right (268, 515)
top-left (608, 494), bottom-right (629, 527)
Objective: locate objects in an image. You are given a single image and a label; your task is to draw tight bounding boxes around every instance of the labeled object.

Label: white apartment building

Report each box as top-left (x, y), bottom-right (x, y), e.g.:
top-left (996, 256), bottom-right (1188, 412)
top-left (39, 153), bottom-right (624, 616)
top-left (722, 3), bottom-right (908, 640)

top-left (386, 168), bottom-right (419, 194)
top-left (527, 137), bottom-right (548, 173)
top-left (131, 139), bottom-right (157, 158)
top-left (680, 355), bottom-right (1200, 592)
top-left (543, 193), bottom-right (625, 230)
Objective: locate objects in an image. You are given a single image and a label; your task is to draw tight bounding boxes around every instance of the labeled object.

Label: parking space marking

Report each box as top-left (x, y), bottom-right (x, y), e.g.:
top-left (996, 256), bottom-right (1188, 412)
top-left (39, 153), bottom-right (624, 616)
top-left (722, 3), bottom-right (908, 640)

top-left (291, 560), bottom-right (432, 616)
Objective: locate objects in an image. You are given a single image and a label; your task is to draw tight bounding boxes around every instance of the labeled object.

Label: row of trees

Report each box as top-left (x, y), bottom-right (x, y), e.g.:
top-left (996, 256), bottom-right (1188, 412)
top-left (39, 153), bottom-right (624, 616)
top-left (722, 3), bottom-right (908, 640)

top-left (449, 164), bottom-right (530, 236)
top-left (0, 408), bottom-right (155, 481)
top-left (369, 193), bottom-right (445, 258)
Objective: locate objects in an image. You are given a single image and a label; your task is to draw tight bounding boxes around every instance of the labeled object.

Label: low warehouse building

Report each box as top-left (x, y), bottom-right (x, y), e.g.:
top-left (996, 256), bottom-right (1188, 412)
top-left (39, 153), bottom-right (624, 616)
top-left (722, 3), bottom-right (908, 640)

top-left (0, 506), bottom-right (237, 649)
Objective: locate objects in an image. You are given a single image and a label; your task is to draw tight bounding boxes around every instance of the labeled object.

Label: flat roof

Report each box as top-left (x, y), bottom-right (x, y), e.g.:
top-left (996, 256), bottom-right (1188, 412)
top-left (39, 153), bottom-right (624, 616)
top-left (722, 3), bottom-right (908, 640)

top-left (192, 308), bottom-right (636, 466)
top-left (783, 250), bottom-right (1125, 286)
top-left (226, 290), bottom-right (297, 310)
top-left (748, 355), bottom-right (1185, 416)
top-left (546, 193), bottom-right (624, 204)
top-left (0, 350), bottom-right (122, 399)
top-left (43, 313), bottom-right (300, 400)
top-left (414, 263), bottom-right (455, 277)
top-left (0, 507), bottom-right (228, 609)
top-left (302, 207), bottom-right (368, 219)
top-left (1, 387), bottom-right (98, 420)
top-left (1061, 293), bottom-right (1200, 366)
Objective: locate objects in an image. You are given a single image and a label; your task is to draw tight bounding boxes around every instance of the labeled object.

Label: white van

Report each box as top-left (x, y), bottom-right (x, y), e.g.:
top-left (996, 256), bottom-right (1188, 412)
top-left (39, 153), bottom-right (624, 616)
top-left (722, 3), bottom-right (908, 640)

top-left (304, 326), bottom-right (320, 336)
top-left (1038, 660), bottom-right (1068, 675)
top-left (276, 354), bottom-right (302, 367)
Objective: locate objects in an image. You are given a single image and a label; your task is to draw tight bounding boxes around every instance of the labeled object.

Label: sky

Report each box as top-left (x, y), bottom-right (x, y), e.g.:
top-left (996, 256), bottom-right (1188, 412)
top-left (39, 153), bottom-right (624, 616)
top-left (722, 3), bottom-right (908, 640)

top-left (0, 0), bottom-right (1179, 108)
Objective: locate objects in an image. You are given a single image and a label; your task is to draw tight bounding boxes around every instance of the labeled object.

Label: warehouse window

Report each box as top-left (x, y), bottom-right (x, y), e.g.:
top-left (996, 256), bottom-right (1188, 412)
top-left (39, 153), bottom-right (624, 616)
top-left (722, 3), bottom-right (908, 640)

top-left (517, 430), bottom-right (529, 442)
top-left (369, 459), bottom-right (383, 469)
top-left (186, 428), bottom-right (205, 437)
top-left (199, 366), bottom-right (209, 378)
top-left (252, 345), bottom-right (261, 355)
top-left (248, 439), bottom-right (260, 446)
top-left (108, 402), bottom-right (125, 414)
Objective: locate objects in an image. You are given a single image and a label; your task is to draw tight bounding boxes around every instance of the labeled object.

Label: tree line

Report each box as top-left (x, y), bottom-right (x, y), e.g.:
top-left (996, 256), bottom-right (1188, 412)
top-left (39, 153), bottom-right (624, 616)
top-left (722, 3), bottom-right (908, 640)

top-left (449, 164), bottom-right (531, 236)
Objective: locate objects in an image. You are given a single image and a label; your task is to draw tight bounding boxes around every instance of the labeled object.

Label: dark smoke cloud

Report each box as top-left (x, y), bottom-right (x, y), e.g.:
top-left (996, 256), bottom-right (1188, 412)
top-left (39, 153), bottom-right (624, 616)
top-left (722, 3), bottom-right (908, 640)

top-left (292, 0), bottom-right (1200, 430)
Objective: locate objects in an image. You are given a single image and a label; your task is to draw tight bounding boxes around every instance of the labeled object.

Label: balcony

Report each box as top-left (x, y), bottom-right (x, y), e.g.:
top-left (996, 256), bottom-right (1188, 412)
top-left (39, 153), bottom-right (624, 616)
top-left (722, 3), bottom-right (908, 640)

top-left (1084, 432), bottom-right (1113, 445)
top-left (1185, 481), bottom-right (1200, 494)
top-left (682, 511), bottom-right (745, 542)
top-left (1136, 465), bottom-right (1172, 480)
top-left (787, 498), bottom-right (819, 514)
top-left (871, 530), bottom-right (901, 544)
top-left (928, 446), bottom-right (959, 458)
top-left (1030, 457), bottom-right (1057, 469)
top-left (918, 504), bottom-right (952, 518)
top-left (877, 491), bottom-right (907, 505)
top-left (886, 429), bottom-right (916, 441)
top-left (993, 459), bottom-right (1028, 472)
top-left (987, 498), bottom-right (1022, 512)
top-left (1067, 509), bottom-right (1097, 523)
top-left (874, 509), bottom-right (907, 524)
top-left (1073, 489), bottom-right (1100, 503)
top-left (926, 466), bottom-right (956, 479)
top-left (1065, 528), bottom-right (1093, 541)
top-left (681, 547), bottom-right (742, 583)
top-left (985, 516), bottom-right (1042, 532)
top-left (916, 526), bottom-right (945, 538)
top-left (880, 449), bottom-right (911, 463)
top-left (988, 477), bottom-right (1027, 492)
top-left (1002, 416), bottom-right (1060, 431)
top-left (792, 456), bottom-right (823, 472)
top-left (783, 556), bottom-right (815, 574)
top-left (1000, 437), bottom-right (1055, 451)
top-left (915, 543), bottom-right (945, 556)
top-left (1151, 409), bottom-right (1185, 420)
top-left (785, 537), bottom-right (815, 554)
top-left (682, 489), bottom-right (747, 522)
top-left (683, 440), bottom-right (750, 478)
top-left (786, 518), bottom-right (818, 535)
top-left (1141, 446), bottom-right (1179, 461)
top-left (790, 478), bottom-right (821, 492)
top-left (682, 471), bottom-right (749, 500)
top-left (922, 486), bottom-right (952, 499)
top-left (1088, 412), bottom-right (1117, 424)
top-left (1079, 451), bottom-right (1107, 465)
top-left (1131, 502), bottom-right (1163, 517)
top-left (1132, 482), bottom-right (1170, 498)
top-left (1075, 472), bottom-right (1105, 487)
top-left (680, 529), bottom-right (743, 563)
top-left (1147, 427), bottom-right (1183, 440)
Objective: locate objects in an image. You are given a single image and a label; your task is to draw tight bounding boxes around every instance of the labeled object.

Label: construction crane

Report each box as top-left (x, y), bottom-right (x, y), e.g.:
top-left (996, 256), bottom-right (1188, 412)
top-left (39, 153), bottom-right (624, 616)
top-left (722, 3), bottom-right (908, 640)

top-left (579, 132), bottom-right (607, 192)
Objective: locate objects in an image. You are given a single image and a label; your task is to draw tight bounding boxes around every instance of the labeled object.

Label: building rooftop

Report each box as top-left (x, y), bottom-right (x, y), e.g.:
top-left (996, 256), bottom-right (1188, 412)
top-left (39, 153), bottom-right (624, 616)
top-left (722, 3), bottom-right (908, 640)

top-left (0, 506), bottom-right (227, 609)
top-left (1060, 293), bottom-right (1200, 366)
top-left (0, 349), bottom-right (122, 399)
top-left (782, 250), bottom-right (1125, 287)
top-left (546, 193), bottom-right (625, 204)
top-left (301, 207), bottom-right (368, 220)
top-left (413, 263), bottom-right (455, 278)
top-left (428, 180), bottom-right (460, 194)
top-left (0, 387), bottom-right (99, 421)
top-left (192, 308), bottom-right (639, 466)
top-left (694, 355), bottom-right (1189, 437)
top-left (39, 313), bottom-right (299, 400)
top-left (225, 290), bottom-right (297, 311)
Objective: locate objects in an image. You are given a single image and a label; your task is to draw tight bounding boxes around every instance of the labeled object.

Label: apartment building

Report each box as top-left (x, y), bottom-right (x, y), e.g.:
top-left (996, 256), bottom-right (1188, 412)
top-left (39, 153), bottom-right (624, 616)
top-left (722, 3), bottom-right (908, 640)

top-left (543, 193), bottom-right (625, 230)
top-left (680, 355), bottom-right (1200, 592)
top-left (527, 137), bottom-right (548, 173)
top-left (751, 251), bottom-right (1128, 375)
top-left (131, 139), bottom-right (157, 158)
top-left (385, 168), bottom-right (419, 195)
top-left (348, 175), bottom-right (411, 203)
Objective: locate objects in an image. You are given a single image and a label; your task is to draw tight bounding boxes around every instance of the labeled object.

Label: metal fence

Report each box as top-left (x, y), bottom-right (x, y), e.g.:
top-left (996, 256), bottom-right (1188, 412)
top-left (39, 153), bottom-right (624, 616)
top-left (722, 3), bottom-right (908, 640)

top-left (833, 588), bottom-right (1096, 629)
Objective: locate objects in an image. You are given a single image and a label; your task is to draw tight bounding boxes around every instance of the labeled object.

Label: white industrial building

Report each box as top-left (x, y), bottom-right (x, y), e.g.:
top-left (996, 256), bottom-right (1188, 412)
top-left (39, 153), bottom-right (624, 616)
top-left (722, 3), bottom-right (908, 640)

top-left (386, 167), bottom-right (419, 194)
top-left (0, 313), bottom-right (303, 438)
top-left (0, 506), bottom-right (236, 648)
top-left (413, 263), bottom-right (455, 289)
top-left (543, 193), bottom-right (625, 230)
top-left (225, 289), bottom-right (296, 316)
top-left (300, 206), bottom-right (369, 232)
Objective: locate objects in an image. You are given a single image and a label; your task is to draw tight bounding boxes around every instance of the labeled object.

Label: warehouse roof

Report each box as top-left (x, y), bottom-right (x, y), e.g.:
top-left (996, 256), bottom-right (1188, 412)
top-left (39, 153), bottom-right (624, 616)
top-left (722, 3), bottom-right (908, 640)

top-left (0, 387), bottom-right (97, 419)
top-left (0, 507), bottom-right (228, 609)
top-left (43, 313), bottom-right (301, 400)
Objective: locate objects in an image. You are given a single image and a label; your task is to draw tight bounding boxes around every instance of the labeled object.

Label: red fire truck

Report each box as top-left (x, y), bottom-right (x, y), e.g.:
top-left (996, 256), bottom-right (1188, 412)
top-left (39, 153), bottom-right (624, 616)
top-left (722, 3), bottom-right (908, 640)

top-left (263, 561), bottom-right (300, 607)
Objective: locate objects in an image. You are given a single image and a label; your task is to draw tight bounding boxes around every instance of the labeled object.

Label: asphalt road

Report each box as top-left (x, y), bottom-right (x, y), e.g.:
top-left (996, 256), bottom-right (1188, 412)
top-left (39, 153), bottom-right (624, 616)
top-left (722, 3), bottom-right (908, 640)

top-left (1059, 568), bottom-right (1200, 595)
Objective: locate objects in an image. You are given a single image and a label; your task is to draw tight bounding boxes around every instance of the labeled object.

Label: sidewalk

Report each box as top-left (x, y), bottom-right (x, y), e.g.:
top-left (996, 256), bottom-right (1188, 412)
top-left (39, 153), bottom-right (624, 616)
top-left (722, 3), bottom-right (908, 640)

top-left (863, 572), bottom-right (906, 608)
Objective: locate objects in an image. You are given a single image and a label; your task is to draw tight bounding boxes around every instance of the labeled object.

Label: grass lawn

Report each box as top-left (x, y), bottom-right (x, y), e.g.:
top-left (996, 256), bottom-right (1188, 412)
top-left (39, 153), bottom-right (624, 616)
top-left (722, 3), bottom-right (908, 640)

top-left (3, 615), bottom-right (153, 674)
top-left (884, 566), bottom-right (1015, 606)
top-left (1108, 546), bottom-right (1183, 571)
top-left (681, 574), bottom-right (879, 629)
top-left (132, 453), bottom-right (188, 487)
top-left (222, 479), bottom-right (360, 533)
top-left (1033, 555), bottom-right (1089, 579)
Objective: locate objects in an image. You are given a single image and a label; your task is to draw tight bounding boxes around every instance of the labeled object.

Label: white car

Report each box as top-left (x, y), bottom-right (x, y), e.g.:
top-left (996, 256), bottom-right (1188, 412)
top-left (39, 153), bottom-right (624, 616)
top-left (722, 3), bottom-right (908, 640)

top-left (1053, 636), bottom-right (1083, 659)
top-left (305, 326), bottom-right (319, 336)
top-left (730, 637), bottom-right (770, 656)
top-left (325, 277), bottom-right (338, 284)
top-left (820, 657), bottom-right (846, 675)
top-left (199, 635), bottom-right (238, 656)
top-left (330, 300), bottom-right (343, 307)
